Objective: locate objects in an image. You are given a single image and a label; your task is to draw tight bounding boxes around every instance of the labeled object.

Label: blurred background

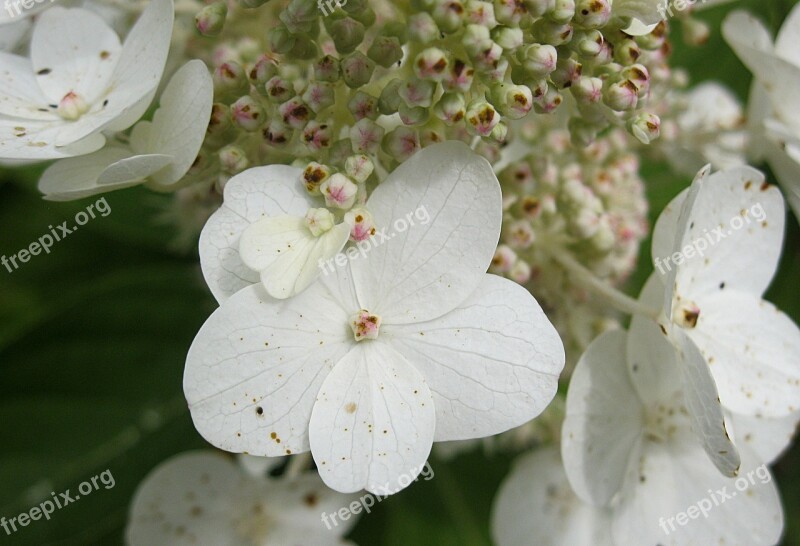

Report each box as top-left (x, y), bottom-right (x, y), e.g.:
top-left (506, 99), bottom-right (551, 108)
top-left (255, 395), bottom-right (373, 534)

top-left (1, 0), bottom-right (799, 543)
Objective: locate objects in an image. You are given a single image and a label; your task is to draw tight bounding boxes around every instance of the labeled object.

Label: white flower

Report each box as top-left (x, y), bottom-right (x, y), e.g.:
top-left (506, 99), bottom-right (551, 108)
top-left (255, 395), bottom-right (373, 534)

top-left (37, 60), bottom-right (213, 201)
top-left (492, 447), bottom-right (613, 546)
top-left (723, 6), bottom-right (800, 219)
top-left (0, 0), bottom-right (61, 25)
top-left (199, 166), bottom-right (351, 302)
top-left (562, 330), bottom-right (785, 545)
top-left (185, 142), bottom-right (565, 494)
top-left (126, 451), bottom-right (358, 546)
top-left (0, 0), bottom-right (174, 159)
top-left (612, 0), bottom-right (664, 26)
top-left (0, 18), bottom-right (29, 51)
top-left (650, 165), bottom-right (800, 420)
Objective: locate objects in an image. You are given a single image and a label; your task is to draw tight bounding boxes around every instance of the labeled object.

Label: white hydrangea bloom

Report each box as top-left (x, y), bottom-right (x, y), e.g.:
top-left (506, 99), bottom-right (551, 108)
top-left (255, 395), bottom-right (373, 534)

top-left (492, 447), bottom-right (613, 546)
top-left (37, 60), bottom-right (213, 201)
top-left (126, 451), bottom-right (358, 546)
top-left (562, 330), bottom-right (785, 545)
top-left (0, 0), bottom-right (174, 159)
top-left (723, 5), bottom-right (800, 218)
top-left (185, 142), bottom-right (565, 495)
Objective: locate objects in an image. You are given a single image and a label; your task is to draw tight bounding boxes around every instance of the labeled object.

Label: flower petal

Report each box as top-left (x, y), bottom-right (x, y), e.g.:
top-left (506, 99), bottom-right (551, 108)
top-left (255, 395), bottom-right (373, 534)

top-left (0, 118), bottom-right (105, 159)
top-left (353, 141), bottom-right (502, 324)
top-left (729, 410), bottom-right (800, 465)
top-left (31, 7), bottom-right (121, 105)
top-left (775, 2), bottom-right (800, 68)
top-left (689, 291), bottom-right (800, 417)
top-left (491, 448), bottom-right (614, 546)
top-left (309, 341), bottom-right (435, 495)
top-left (384, 274), bottom-right (564, 441)
top-left (562, 330), bottom-right (644, 506)
top-left (611, 0), bottom-right (662, 25)
top-left (199, 165), bottom-right (314, 304)
top-left (0, 52), bottom-right (57, 120)
top-left (184, 283), bottom-right (352, 457)
top-left (239, 217), bottom-right (350, 300)
top-left (612, 442), bottom-right (782, 546)
top-left (143, 60), bottom-right (213, 186)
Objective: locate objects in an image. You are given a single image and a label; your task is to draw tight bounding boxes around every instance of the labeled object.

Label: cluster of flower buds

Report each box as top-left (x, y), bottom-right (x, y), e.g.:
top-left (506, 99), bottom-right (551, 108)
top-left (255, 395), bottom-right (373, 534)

top-left (493, 120), bottom-right (648, 363)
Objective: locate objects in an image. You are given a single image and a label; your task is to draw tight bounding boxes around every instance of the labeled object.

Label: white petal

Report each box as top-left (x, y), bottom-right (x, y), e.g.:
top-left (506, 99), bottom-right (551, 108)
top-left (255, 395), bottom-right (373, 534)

top-left (729, 410), bottom-right (800, 465)
top-left (51, 0), bottom-right (174, 146)
top-left (0, 1), bottom-right (58, 24)
top-left (0, 18), bottom-right (30, 51)
top-left (611, 0), bottom-right (662, 25)
top-left (775, 2), bottom-right (800, 67)
top-left (353, 141), bottom-right (502, 324)
top-left (184, 283), bottom-right (352, 457)
top-left (143, 60), bottom-right (213, 186)
top-left (723, 10), bottom-right (800, 131)
top-left (0, 52), bottom-right (57, 120)
top-left (562, 330), bottom-right (644, 506)
top-left (199, 165), bottom-right (314, 304)
top-left (384, 274), bottom-right (564, 441)
top-left (126, 451), bottom-right (244, 546)
top-left (612, 442), bottom-right (783, 546)
top-left (97, 153), bottom-right (174, 186)
top-left (689, 291), bottom-right (800, 417)
top-left (239, 217), bottom-right (350, 300)
top-left (491, 448), bottom-right (614, 546)
top-left (31, 7), bottom-right (121, 104)
top-left (622, 18), bottom-right (659, 36)
top-left (310, 341), bottom-right (436, 495)
top-left (657, 166), bottom-right (785, 300)
top-left (38, 145), bottom-right (148, 201)
top-left (0, 118), bottom-right (105, 159)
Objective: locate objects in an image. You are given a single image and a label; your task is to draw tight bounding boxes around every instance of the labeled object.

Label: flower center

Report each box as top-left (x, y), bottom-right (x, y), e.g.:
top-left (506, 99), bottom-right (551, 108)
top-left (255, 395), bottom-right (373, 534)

top-left (57, 91), bottom-right (90, 121)
top-left (350, 310), bottom-right (381, 341)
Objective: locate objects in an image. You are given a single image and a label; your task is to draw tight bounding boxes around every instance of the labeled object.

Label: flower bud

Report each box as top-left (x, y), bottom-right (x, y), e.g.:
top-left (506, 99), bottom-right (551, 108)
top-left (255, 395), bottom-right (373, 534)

top-left (614, 39), bottom-right (641, 65)
top-left (531, 19), bottom-right (573, 45)
top-left (431, 0), bottom-right (466, 33)
top-left (443, 59), bottom-right (475, 92)
top-left (521, 43), bottom-right (557, 77)
top-left (321, 173), bottom-right (358, 209)
top-left (603, 80), bottom-right (638, 111)
top-left (505, 220), bottom-right (535, 249)
top-left (490, 120), bottom-right (508, 143)
top-left (621, 64), bottom-right (650, 96)
top-left (230, 96), bottom-right (265, 131)
top-left (206, 103), bottom-right (232, 139)
top-left (414, 47), bottom-right (449, 80)
top-left (302, 120), bottom-right (332, 151)
top-left (493, 0), bottom-right (526, 25)
top-left (466, 100), bottom-right (500, 136)
top-left (533, 86), bottom-right (563, 113)
top-left (285, 34), bottom-right (316, 61)
top-left (462, 24), bottom-right (492, 57)
top-left (571, 76), bottom-right (603, 104)
top-left (57, 91), bottom-right (89, 120)
top-left (302, 81), bottom-right (335, 113)
top-left (547, 0), bottom-right (574, 24)
top-left (345, 155), bottom-right (374, 183)
top-left (368, 35), bottom-right (404, 68)
top-left (577, 30), bottom-right (604, 57)
top-left (573, 0), bottom-right (610, 28)
top-left (383, 126), bottom-right (420, 161)
top-left (491, 245), bottom-right (517, 273)
top-left (267, 24), bottom-right (295, 55)
top-left (278, 97), bottom-right (311, 129)
top-left (264, 76), bottom-right (293, 103)
top-left (213, 62), bottom-right (249, 97)
top-left (509, 259), bottom-right (531, 283)
top-left (398, 78), bottom-right (436, 108)
top-left (345, 208), bottom-right (377, 241)
top-left (409, 13), bottom-right (440, 43)
top-left (305, 208), bottom-right (336, 236)
top-left (249, 57), bottom-right (278, 93)
top-left (628, 112), bottom-right (661, 144)
top-left (303, 162), bottom-right (331, 195)
top-left (314, 55), bottom-right (341, 82)
top-left (341, 52), bottom-right (375, 88)
top-left (279, 0), bottom-right (317, 34)
top-left (263, 120), bottom-right (293, 147)
top-left (683, 17), bottom-right (710, 46)
top-left (567, 117), bottom-right (598, 147)
top-left (195, 1), bottom-right (227, 36)
top-left (347, 91), bottom-right (379, 120)
top-left (239, 0), bottom-right (269, 6)
top-left (490, 83), bottom-right (533, 119)
top-left (219, 145), bottom-right (249, 173)
top-left (398, 103), bottom-right (431, 126)
top-left (349, 118), bottom-right (384, 154)
top-left (466, 0), bottom-right (497, 28)
top-left (327, 17), bottom-right (366, 54)
top-left (491, 26), bottom-right (523, 50)
top-left (636, 21), bottom-right (667, 50)
top-left (433, 92), bottom-right (466, 125)
top-left (550, 57), bottom-right (582, 89)
top-left (378, 79), bottom-right (404, 114)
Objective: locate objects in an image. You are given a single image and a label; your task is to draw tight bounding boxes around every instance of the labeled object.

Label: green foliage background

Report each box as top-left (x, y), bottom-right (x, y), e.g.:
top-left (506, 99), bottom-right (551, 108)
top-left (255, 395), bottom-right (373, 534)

top-left (0, 1), bottom-right (798, 543)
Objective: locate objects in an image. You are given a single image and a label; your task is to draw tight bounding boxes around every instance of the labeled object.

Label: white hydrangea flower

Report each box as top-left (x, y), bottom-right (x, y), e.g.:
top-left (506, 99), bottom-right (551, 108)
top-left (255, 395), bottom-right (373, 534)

top-left (723, 5), bottom-right (800, 218)
top-left (185, 142), bottom-right (565, 494)
top-left (562, 330), bottom-right (785, 545)
top-left (198, 166), bottom-right (351, 303)
top-left (650, 165), bottom-right (800, 419)
top-left (126, 451), bottom-right (358, 546)
top-left (37, 60), bottom-right (213, 201)
top-left (0, 0), bottom-right (174, 159)
top-left (492, 447), bottom-right (613, 546)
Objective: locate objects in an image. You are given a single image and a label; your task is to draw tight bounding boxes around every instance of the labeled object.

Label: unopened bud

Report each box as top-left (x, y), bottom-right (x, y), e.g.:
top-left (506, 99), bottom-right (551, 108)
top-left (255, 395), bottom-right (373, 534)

top-left (231, 96), bottom-right (265, 131)
top-left (368, 35), bottom-right (404, 68)
top-left (414, 47), bottom-right (449, 80)
top-left (347, 91), bottom-right (379, 120)
top-left (398, 103), bottom-right (431, 126)
top-left (466, 0), bottom-right (497, 27)
top-left (345, 207), bottom-right (377, 241)
top-left (278, 97), bottom-right (310, 129)
top-left (305, 208), bottom-right (336, 236)
top-left (491, 26), bottom-right (523, 50)
top-left (494, 0), bottom-right (526, 25)
top-left (195, 1), bottom-right (227, 36)
top-left (383, 126), bottom-right (420, 161)
top-left (409, 13), bottom-right (440, 43)
top-left (547, 0), bottom-right (575, 24)
top-left (345, 155), bottom-right (374, 183)
top-left (303, 162), bottom-right (331, 195)
top-left (604, 80), bottom-right (639, 111)
top-left (302, 120), bottom-right (333, 151)
top-left (399, 78), bottom-right (436, 108)
top-left (213, 62), bottom-right (249, 97)
top-left (466, 100), bottom-right (500, 136)
top-left (491, 245), bottom-right (517, 273)
top-left (321, 173), bottom-right (358, 209)
top-left (315, 55), bottom-right (341, 82)
top-left (219, 145), bottom-right (249, 173)
top-left (431, 0), bottom-right (466, 33)
top-left (263, 120), bottom-right (293, 147)
top-left (378, 79), bottom-right (404, 114)
top-left (573, 0), bottom-right (610, 28)
top-left (349, 118), bottom-right (385, 154)
top-left (490, 83), bottom-right (533, 119)
top-left (433, 92), bottom-right (467, 125)
top-left (341, 52), bottom-right (375, 88)
top-left (328, 17), bottom-right (366, 54)
top-left (521, 43), bottom-right (557, 77)
top-left (302, 81), bottom-right (335, 113)
top-left (57, 91), bottom-right (89, 120)
top-left (628, 112), bottom-right (661, 144)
